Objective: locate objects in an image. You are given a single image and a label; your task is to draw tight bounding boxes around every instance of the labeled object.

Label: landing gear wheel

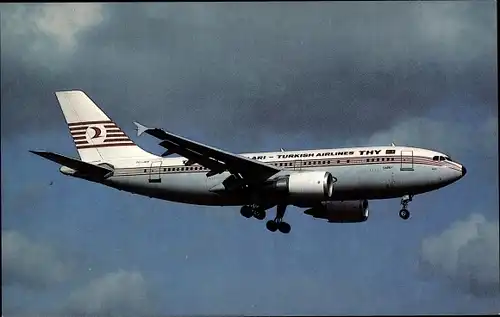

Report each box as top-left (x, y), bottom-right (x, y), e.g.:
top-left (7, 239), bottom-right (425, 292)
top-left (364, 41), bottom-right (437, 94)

top-left (266, 220), bottom-right (278, 232)
top-left (278, 221), bottom-right (291, 234)
top-left (399, 208), bottom-right (410, 220)
top-left (240, 205), bottom-right (253, 218)
top-left (254, 209), bottom-right (266, 220)
top-left (265, 204), bottom-right (292, 233)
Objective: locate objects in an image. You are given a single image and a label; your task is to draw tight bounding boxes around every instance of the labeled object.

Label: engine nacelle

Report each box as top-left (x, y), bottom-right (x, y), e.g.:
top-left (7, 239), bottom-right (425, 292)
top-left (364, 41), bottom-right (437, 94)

top-left (304, 200), bottom-right (369, 223)
top-left (265, 171), bottom-right (334, 200)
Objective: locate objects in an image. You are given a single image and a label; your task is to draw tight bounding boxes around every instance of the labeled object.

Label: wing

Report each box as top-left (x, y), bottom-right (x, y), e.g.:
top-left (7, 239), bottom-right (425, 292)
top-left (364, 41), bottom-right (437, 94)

top-left (134, 122), bottom-right (280, 183)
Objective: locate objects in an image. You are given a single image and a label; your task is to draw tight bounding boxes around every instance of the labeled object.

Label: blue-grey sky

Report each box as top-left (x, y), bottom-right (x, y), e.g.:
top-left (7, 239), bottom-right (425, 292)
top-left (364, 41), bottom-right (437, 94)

top-left (1, 2), bottom-right (498, 316)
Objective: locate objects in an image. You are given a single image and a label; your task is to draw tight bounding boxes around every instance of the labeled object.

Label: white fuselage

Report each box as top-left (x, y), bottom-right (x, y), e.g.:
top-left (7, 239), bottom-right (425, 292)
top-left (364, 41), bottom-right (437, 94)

top-left (70, 145), bottom-right (464, 207)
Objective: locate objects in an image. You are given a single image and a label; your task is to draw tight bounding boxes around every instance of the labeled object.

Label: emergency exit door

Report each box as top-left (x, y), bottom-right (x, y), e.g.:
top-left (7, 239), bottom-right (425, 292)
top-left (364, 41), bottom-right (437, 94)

top-left (294, 160), bottom-right (302, 171)
top-left (149, 161), bottom-right (162, 183)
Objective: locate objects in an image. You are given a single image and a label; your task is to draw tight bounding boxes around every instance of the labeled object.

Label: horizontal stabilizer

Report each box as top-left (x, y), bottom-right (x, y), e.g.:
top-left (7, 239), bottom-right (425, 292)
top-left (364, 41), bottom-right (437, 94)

top-left (30, 151), bottom-right (114, 179)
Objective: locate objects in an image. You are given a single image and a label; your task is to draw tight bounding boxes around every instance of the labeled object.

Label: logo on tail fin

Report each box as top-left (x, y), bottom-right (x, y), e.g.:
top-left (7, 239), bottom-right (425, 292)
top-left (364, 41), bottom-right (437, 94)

top-left (89, 127), bottom-right (102, 139)
top-left (68, 120), bottom-right (135, 149)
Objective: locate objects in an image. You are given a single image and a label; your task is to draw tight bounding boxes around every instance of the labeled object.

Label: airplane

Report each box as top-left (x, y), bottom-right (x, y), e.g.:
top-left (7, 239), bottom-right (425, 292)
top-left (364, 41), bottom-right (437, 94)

top-left (30, 90), bottom-right (467, 234)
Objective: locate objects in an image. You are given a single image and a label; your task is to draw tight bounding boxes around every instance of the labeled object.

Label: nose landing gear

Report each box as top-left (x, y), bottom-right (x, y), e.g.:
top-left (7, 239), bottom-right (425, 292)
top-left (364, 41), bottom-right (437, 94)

top-left (266, 204), bottom-right (291, 234)
top-left (399, 208), bottom-right (410, 220)
top-left (399, 194), bottom-right (413, 220)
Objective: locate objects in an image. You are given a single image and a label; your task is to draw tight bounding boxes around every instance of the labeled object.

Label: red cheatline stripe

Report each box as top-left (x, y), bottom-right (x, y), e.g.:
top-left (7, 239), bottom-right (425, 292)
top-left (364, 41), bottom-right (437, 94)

top-left (111, 156), bottom-right (460, 172)
top-left (75, 140), bottom-right (89, 145)
top-left (103, 138), bottom-right (131, 143)
top-left (72, 136), bottom-right (86, 140)
top-left (104, 124), bottom-right (117, 128)
top-left (106, 133), bottom-right (126, 137)
top-left (76, 143), bottom-right (136, 149)
top-left (68, 120), bottom-right (112, 127)
top-left (106, 128), bottom-right (122, 133)
top-left (113, 162), bottom-right (449, 176)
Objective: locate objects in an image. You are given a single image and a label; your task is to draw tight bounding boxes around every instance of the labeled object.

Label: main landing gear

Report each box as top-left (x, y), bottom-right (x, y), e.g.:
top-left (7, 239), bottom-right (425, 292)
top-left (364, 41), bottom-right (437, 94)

top-left (266, 204), bottom-right (291, 234)
top-left (399, 194), bottom-right (413, 220)
top-left (240, 204), bottom-right (291, 234)
top-left (240, 205), bottom-right (266, 220)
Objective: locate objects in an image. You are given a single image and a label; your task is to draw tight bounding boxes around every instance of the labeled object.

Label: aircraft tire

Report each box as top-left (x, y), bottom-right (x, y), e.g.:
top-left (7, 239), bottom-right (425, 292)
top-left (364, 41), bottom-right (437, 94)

top-left (254, 208), bottom-right (266, 220)
top-left (278, 221), bottom-right (291, 234)
top-left (266, 220), bottom-right (278, 232)
top-left (240, 206), bottom-right (253, 218)
top-left (399, 208), bottom-right (410, 220)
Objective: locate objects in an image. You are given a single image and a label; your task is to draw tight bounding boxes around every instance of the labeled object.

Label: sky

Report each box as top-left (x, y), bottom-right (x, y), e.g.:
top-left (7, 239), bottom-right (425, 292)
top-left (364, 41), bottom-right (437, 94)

top-left (1, 2), bottom-right (499, 316)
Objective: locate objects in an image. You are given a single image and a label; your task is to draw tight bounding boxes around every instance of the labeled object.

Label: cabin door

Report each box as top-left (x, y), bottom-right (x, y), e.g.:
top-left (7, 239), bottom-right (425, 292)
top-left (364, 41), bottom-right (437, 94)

top-left (294, 160), bottom-right (302, 171)
top-left (149, 161), bottom-right (162, 183)
top-left (400, 150), bottom-right (414, 171)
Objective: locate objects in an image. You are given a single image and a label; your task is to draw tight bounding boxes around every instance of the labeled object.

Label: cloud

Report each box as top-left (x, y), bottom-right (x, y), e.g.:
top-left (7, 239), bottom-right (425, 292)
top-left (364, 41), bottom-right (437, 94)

top-left (419, 214), bottom-right (499, 297)
top-left (2, 3), bottom-right (103, 53)
top-left (1, 230), bottom-right (70, 289)
top-left (358, 115), bottom-right (498, 157)
top-left (64, 270), bottom-right (154, 317)
top-left (1, 2), bottom-right (496, 144)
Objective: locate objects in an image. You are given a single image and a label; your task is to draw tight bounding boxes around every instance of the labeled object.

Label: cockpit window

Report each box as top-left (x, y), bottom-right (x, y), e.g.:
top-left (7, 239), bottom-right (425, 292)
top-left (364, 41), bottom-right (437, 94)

top-left (433, 155), bottom-right (453, 162)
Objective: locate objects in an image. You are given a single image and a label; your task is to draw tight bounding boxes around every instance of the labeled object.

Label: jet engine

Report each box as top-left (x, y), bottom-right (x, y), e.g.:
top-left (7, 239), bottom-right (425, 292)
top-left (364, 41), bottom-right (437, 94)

top-left (264, 171), bottom-right (334, 200)
top-left (304, 200), bottom-right (369, 223)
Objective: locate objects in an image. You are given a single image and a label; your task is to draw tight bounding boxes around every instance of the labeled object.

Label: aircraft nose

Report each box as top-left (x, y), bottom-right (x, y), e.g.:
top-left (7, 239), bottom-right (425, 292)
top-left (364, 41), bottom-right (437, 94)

top-left (461, 165), bottom-right (467, 177)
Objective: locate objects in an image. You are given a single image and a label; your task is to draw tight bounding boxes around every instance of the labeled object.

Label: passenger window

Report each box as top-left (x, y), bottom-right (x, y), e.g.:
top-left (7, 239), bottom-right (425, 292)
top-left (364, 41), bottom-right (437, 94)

top-left (347, 160), bottom-right (350, 163)
top-left (327, 160), bottom-right (330, 164)
top-left (279, 163), bottom-right (283, 167)
top-left (337, 160), bottom-right (340, 164)
top-left (144, 169), bottom-right (147, 173)
top-left (381, 158), bottom-right (385, 161)
top-left (440, 156), bottom-right (445, 161)
top-left (376, 158), bottom-right (380, 161)
top-left (308, 162), bottom-right (311, 165)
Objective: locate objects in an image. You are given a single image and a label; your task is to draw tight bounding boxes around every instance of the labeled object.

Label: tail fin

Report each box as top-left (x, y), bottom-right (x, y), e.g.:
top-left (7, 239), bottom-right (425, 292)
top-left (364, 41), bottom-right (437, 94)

top-left (55, 90), bottom-right (158, 162)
